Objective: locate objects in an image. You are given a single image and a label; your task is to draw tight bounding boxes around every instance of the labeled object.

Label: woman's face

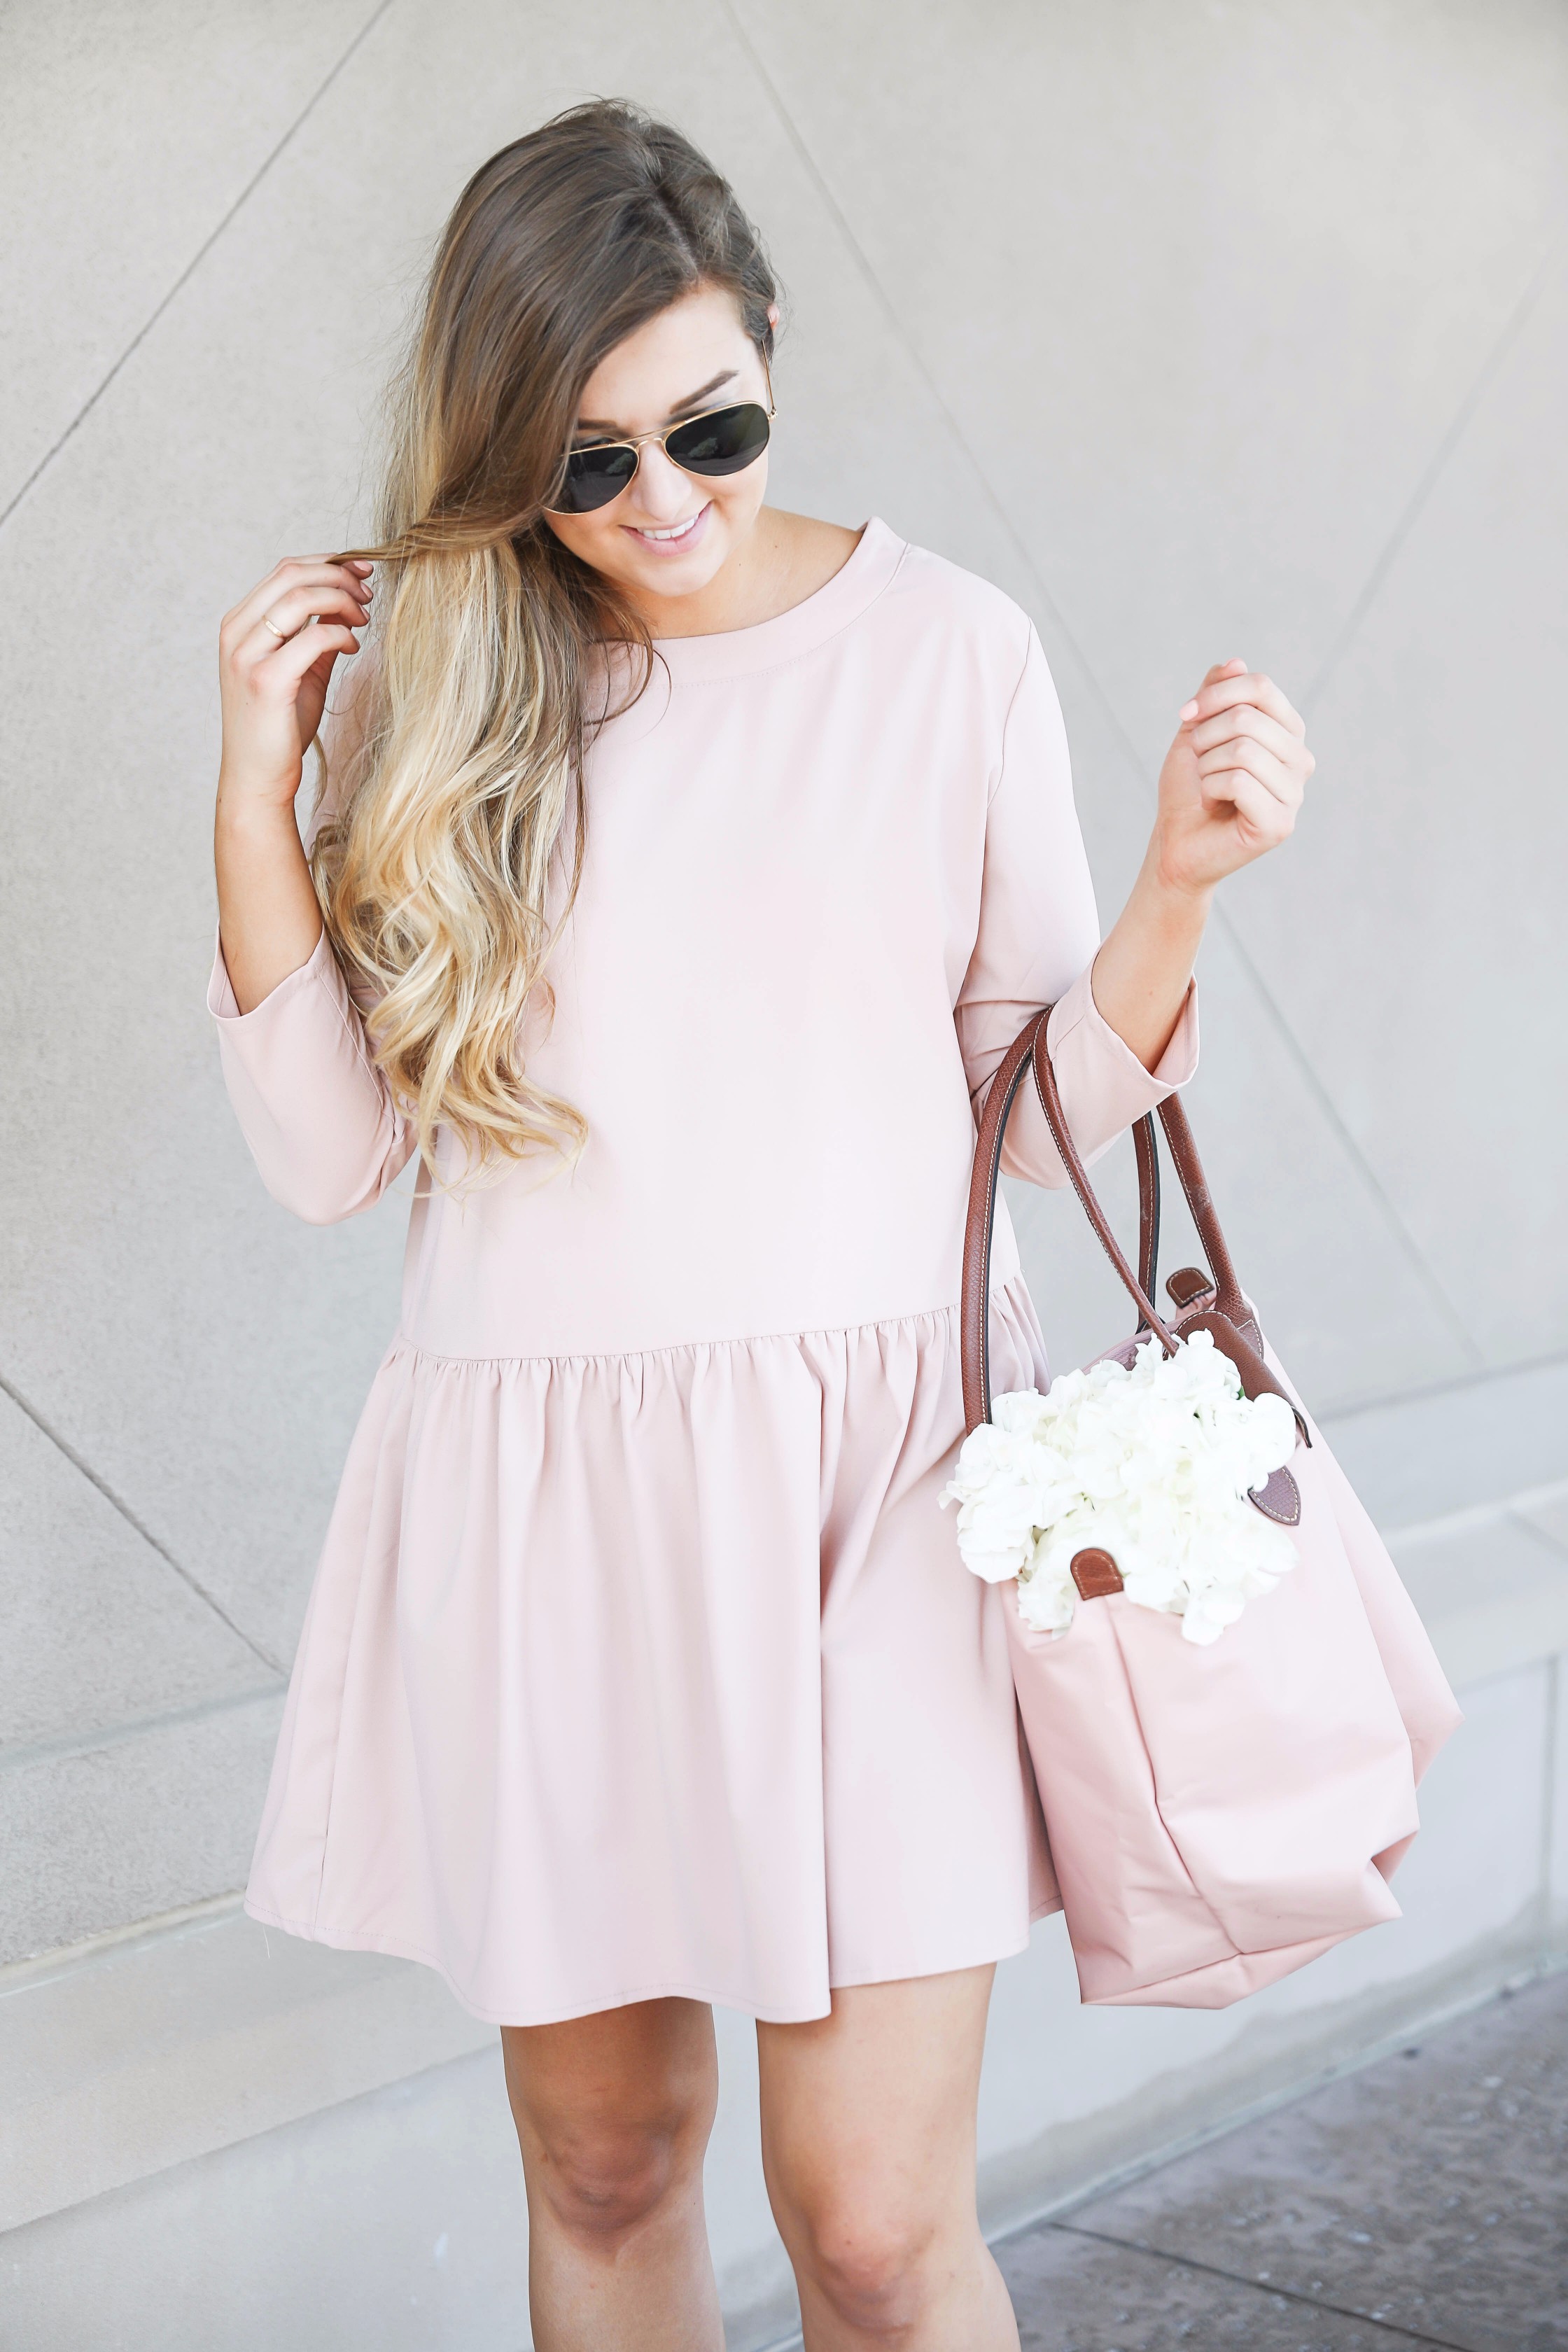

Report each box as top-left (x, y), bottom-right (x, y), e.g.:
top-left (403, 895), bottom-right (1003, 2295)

top-left (543, 283), bottom-right (774, 610)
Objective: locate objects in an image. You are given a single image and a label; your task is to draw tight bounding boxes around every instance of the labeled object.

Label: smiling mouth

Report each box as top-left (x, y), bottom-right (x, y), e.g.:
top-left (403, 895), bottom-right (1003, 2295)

top-left (624, 505), bottom-right (709, 549)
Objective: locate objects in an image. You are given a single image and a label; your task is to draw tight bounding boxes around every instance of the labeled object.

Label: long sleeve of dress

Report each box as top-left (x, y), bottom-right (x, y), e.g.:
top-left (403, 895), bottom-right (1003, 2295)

top-left (955, 627), bottom-right (1198, 1186)
top-left (208, 927), bottom-right (416, 1224)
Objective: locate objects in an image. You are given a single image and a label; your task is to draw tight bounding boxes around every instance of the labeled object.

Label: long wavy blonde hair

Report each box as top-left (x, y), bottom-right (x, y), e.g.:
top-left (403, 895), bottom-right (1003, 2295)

top-left (312, 102), bottom-right (778, 1176)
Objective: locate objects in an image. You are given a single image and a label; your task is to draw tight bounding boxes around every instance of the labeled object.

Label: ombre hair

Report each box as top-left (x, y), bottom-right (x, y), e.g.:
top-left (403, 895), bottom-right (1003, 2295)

top-left (312, 101), bottom-right (778, 1175)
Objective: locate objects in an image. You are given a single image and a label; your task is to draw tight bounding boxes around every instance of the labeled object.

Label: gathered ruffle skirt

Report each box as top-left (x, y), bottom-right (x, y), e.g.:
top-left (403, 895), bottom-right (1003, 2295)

top-left (245, 1277), bottom-right (1056, 2024)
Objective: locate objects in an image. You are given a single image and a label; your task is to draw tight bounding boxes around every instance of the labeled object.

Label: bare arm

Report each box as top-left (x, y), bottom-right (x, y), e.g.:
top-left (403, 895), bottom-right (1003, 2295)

top-left (214, 554), bottom-right (374, 1011)
top-left (1091, 659), bottom-right (1314, 1069)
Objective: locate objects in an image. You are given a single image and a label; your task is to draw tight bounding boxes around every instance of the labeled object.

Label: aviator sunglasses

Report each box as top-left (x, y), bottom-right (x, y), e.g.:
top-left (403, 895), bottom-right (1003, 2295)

top-left (547, 363), bottom-right (776, 516)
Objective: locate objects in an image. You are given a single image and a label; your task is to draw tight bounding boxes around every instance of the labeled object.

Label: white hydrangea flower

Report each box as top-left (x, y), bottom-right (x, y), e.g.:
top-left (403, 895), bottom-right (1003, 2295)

top-left (941, 1330), bottom-right (1298, 1645)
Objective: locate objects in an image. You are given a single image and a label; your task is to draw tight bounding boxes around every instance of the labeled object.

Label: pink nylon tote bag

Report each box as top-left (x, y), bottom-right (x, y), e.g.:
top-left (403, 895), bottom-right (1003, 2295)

top-left (957, 1011), bottom-right (1462, 2010)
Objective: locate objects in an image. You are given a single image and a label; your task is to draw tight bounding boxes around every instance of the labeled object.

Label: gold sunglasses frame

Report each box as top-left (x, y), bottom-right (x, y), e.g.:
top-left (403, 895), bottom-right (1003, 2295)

top-left (547, 355), bottom-right (776, 516)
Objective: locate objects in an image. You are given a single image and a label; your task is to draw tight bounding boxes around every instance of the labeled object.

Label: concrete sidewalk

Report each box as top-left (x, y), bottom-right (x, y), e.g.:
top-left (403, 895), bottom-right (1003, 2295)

top-left (993, 1968), bottom-right (1567, 2352)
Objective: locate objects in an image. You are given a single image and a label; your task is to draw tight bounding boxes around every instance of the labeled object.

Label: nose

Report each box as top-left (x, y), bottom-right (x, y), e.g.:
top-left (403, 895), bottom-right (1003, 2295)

top-left (626, 438), bottom-right (695, 522)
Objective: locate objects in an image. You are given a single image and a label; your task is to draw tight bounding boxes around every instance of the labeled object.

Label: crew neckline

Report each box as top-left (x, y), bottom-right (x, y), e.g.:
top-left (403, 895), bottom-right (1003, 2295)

top-left (648, 517), bottom-right (905, 682)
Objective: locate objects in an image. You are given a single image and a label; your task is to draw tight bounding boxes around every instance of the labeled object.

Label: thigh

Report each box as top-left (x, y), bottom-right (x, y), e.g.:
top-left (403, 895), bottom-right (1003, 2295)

top-left (501, 1996), bottom-right (718, 2175)
top-left (755, 1965), bottom-right (994, 2229)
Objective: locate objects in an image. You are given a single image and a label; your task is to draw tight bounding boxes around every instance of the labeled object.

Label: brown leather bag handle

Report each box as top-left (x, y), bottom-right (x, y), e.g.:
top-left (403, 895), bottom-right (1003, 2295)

top-left (1150, 1093), bottom-right (1252, 1331)
top-left (960, 1005), bottom-right (1291, 1434)
top-left (1134, 1114), bottom-right (1161, 1317)
top-left (1103, 1094), bottom-right (1247, 1336)
top-left (960, 1018), bottom-right (1046, 1434)
top-left (1028, 1023), bottom-right (1178, 1354)
top-left (1040, 1051), bottom-right (1254, 1340)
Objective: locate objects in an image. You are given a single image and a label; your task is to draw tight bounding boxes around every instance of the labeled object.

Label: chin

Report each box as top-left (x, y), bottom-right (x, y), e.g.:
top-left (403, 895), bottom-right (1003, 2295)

top-left (629, 544), bottom-right (729, 596)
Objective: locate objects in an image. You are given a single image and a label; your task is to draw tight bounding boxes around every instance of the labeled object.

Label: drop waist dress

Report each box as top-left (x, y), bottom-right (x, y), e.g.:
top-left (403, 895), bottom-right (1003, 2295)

top-left (211, 520), bottom-right (1198, 2026)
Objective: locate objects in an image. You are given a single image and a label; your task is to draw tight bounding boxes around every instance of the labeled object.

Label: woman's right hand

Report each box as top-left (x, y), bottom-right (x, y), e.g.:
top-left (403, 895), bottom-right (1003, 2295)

top-left (214, 556), bottom-right (372, 1014)
top-left (216, 556), bottom-right (373, 812)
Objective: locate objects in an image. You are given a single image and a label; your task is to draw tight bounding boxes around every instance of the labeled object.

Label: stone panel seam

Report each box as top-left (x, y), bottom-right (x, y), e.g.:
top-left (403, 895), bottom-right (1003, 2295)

top-left (718, 0), bottom-right (1109, 734)
top-left (0, 0), bottom-right (398, 538)
top-left (0, 1893), bottom-right (244, 1998)
top-left (0, 1366), bottom-right (284, 1674)
top-left (1503, 1506), bottom-right (1568, 1569)
top-left (0, 1684), bottom-right (283, 1778)
top-left (1189, 238), bottom-right (1564, 1357)
top-left (1055, 2221), bottom-right (1472, 2349)
top-left (1303, 246), bottom-right (1560, 715)
top-left (1200, 916), bottom-right (1485, 1366)
top-left (1382, 1479), bottom-right (1568, 1550)
top-left (1319, 1348), bottom-right (1568, 1432)
top-left (720, 0), bottom-right (1487, 1373)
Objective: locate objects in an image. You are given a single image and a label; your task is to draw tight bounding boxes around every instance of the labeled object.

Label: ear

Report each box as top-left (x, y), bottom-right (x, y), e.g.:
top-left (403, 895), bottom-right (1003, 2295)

top-left (766, 302), bottom-right (780, 330)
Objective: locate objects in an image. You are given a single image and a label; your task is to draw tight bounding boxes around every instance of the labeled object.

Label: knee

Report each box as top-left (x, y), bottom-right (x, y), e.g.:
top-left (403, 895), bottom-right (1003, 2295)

top-left (533, 2119), bottom-right (690, 2246)
top-left (789, 2196), bottom-right (939, 2334)
top-left (520, 2057), bottom-right (717, 2250)
top-left (503, 2002), bottom-right (718, 2253)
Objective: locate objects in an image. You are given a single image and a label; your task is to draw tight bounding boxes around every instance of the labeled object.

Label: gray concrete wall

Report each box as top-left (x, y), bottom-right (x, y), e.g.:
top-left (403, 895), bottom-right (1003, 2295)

top-left (2, 2), bottom-right (1565, 2344)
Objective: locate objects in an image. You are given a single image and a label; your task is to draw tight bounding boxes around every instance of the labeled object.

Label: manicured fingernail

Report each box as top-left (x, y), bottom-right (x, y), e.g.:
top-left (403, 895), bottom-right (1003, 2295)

top-left (1180, 700), bottom-right (1199, 720)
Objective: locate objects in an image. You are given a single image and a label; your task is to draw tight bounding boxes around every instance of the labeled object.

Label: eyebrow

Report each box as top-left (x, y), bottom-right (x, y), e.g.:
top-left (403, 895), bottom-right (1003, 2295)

top-left (574, 368), bottom-right (740, 440)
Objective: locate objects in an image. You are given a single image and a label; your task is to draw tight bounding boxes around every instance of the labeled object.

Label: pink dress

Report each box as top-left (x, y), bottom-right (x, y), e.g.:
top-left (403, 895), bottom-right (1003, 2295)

top-left (211, 520), bottom-right (1197, 2026)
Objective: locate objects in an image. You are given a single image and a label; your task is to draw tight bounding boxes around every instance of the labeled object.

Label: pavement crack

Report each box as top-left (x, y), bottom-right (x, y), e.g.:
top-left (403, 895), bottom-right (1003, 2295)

top-left (1057, 2220), bottom-right (1482, 2351)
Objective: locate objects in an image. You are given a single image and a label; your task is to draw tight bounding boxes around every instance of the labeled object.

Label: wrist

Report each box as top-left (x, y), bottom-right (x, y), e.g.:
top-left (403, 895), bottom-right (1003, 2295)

top-left (1139, 840), bottom-right (1216, 920)
top-left (216, 773), bottom-right (304, 836)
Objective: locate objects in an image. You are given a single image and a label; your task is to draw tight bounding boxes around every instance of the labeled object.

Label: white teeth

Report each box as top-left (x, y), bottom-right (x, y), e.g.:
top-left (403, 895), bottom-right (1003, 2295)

top-left (638, 512), bottom-right (701, 542)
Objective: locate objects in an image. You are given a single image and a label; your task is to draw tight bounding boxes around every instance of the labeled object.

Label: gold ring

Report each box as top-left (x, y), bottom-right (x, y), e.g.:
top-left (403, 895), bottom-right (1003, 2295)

top-left (260, 610), bottom-right (292, 640)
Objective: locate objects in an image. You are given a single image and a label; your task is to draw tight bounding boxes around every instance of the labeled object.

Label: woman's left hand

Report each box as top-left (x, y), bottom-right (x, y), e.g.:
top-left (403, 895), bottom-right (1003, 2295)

top-left (1092, 657), bottom-right (1313, 1070)
top-left (1152, 658), bottom-right (1314, 899)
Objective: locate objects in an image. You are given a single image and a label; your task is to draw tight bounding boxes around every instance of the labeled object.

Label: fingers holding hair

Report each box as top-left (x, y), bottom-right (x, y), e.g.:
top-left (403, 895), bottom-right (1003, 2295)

top-left (221, 556), bottom-right (372, 659)
top-left (233, 580), bottom-right (371, 668)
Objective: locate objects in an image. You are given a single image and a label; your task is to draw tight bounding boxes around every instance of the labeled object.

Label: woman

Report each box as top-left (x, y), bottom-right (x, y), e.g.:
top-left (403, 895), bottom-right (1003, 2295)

top-left (212, 101), bottom-right (1311, 2352)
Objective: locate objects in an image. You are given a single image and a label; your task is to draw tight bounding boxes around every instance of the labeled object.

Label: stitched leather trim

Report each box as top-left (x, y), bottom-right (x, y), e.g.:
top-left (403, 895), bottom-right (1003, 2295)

top-left (1071, 1547), bottom-right (1125, 1600)
top-left (1165, 1265), bottom-right (1215, 1309)
top-left (1249, 1465), bottom-right (1303, 1525)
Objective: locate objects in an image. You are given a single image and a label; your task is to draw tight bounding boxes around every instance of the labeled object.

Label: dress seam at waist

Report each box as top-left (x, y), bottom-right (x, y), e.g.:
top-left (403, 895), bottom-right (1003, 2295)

top-left (386, 1280), bottom-right (1030, 1371)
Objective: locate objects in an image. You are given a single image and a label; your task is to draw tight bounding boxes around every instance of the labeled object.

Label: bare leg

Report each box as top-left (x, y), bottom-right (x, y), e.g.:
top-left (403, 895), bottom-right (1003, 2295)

top-left (757, 1965), bottom-right (1019, 2351)
top-left (500, 1996), bottom-right (723, 2352)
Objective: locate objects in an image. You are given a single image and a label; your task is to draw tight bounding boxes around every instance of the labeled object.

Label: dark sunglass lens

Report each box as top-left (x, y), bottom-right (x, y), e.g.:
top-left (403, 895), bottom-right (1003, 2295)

top-left (558, 443), bottom-right (638, 513)
top-left (666, 402), bottom-right (771, 477)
